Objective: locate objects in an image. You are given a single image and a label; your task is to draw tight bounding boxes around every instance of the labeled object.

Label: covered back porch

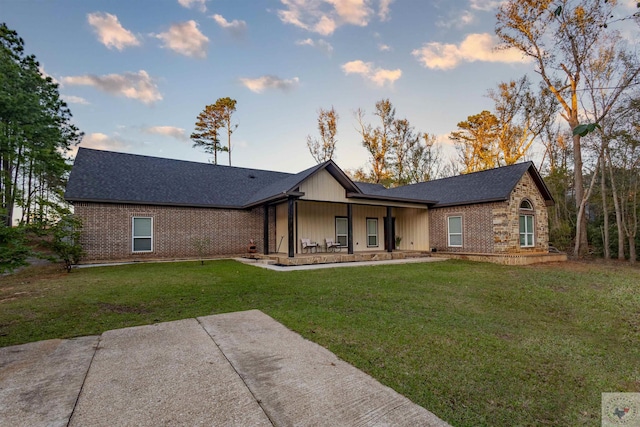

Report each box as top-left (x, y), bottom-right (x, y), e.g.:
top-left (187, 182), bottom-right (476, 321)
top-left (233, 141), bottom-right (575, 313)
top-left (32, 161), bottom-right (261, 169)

top-left (264, 198), bottom-right (431, 258)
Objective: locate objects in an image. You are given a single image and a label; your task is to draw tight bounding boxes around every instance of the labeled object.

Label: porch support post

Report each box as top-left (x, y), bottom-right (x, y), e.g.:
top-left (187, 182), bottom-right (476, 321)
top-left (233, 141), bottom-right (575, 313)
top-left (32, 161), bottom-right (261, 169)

top-left (347, 203), bottom-right (353, 254)
top-left (288, 197), bottom-right (295, 258)
top-left (263, 204), bottom-right (269, 255)
top-left (386, 206), bottom-right (393, 253)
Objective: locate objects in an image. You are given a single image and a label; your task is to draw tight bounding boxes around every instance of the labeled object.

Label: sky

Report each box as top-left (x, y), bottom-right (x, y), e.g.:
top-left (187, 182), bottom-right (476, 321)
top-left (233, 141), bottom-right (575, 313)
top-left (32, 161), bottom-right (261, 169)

top-left (3, 0), bottom-right (637, 175)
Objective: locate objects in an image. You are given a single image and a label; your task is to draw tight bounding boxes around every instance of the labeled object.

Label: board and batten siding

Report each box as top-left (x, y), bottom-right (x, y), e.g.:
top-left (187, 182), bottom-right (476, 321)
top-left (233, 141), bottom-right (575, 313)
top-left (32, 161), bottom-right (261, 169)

top-left (351, 205), bottom-right (386, 250)
top-left (395, 208), bottom-right (430, 251)
top-left (298, 169), bottom-right (349, 203)
top-left (275, 202), bottom-right (290, 255)
top-left (295, 201), bottom-right (346, 252)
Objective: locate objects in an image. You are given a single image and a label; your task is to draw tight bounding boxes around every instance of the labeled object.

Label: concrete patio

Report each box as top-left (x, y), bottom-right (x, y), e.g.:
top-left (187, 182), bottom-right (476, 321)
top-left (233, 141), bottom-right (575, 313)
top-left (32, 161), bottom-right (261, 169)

top-left (0, 310), bottom-right (450, 427)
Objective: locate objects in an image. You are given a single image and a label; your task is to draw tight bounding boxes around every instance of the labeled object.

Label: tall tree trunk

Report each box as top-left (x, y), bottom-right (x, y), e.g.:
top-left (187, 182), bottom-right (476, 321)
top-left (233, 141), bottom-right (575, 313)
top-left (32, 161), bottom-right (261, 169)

top-left (600, 159), bottom-right (609, 259)
top-left (572, 131), bottom-right (588, 256)
top-left (629, 236), bottom-right (637, 263)
top-left (574, 153), bottom-right (601, 257)
top-left (606, 149), bottom-right (625, 260)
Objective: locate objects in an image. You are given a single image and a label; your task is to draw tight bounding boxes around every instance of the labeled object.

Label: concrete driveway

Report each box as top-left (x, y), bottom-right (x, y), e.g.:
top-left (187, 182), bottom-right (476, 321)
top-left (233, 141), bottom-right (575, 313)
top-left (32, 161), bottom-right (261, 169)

top-left (0, 310), bottom-right (450, 427)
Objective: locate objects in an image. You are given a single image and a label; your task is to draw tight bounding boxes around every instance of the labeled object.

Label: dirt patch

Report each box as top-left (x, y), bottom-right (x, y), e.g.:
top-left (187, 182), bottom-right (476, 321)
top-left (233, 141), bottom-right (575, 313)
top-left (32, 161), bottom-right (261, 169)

top-left (527, 259), bottom-right (639, 274)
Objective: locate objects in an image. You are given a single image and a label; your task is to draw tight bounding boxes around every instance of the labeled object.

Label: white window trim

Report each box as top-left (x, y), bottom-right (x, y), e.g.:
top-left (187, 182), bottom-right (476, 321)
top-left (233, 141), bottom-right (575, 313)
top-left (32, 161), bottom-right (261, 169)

top-left (366, 218), bottom-right (378, 248)
top-left (447, 216), bottom-right (463, 247)
top-left (336, 217), bottom-right (348, 247)
top-left (132, 217), bottom-right (153, 253)
top-left (520, 214), bottom-right (535, 247)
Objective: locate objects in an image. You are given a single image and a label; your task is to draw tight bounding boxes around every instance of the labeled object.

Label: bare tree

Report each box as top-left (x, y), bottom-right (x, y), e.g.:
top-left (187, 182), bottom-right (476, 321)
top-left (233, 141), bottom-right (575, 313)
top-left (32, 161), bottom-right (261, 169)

top-left (496, 0), bottom-right (640, 255)
top-left (489, 76), bottom-right (556, 165)
top-left (307, 106), bottom-right (338, 163)
top-left (405, 133), bottom-right (442, 183)
top-left (355, 99), bottom-right (396, 184)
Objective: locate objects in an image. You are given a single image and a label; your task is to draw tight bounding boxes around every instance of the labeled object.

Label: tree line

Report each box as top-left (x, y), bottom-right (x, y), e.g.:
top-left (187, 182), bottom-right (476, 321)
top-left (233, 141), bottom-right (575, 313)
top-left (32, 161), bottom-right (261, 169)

top-left (1, 23), bottom-right (83, 272)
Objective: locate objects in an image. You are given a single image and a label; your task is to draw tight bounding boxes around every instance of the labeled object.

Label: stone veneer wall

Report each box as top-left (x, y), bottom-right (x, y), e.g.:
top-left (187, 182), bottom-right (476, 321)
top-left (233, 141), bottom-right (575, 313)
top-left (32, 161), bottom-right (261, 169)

top-left (494, 171), bottom-right (549, 253)
top-left (429, 171), bottom-right (550, 254)
top-left (73, 202), bottom-right (276, 261)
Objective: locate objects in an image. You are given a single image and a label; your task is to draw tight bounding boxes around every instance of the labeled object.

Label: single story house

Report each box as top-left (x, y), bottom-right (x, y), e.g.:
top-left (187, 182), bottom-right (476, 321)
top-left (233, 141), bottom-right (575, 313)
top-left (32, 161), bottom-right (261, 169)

top-left (65, 148), bottom-right (559, 263)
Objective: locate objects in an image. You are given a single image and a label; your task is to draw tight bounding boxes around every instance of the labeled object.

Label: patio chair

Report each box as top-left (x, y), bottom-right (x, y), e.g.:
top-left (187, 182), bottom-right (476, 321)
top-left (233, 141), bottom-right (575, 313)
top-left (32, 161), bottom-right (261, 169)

top-left (325, 237), bottom-right (341, 252)
top-left (300, 238), bottom-right (318, 254)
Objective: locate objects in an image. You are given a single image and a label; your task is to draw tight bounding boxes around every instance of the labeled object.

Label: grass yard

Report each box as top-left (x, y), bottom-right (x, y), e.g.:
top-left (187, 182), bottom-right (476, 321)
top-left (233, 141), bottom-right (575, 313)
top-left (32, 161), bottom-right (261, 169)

top-left (1, 259), bottom-right (638, 426)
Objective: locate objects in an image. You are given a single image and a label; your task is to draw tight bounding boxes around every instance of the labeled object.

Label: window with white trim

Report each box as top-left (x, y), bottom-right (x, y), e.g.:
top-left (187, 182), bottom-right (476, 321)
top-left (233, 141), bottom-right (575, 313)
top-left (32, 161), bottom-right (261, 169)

top-left (448, 216), bottom-right (462, 247)
top-left (366, 218), bottom-right (378, 247)
top-left (336, 217), bottom-right (348, 247)
top-left (519, 200), bottom-right (534, 247)
top-left (132, 217), bottom-right (153, 252)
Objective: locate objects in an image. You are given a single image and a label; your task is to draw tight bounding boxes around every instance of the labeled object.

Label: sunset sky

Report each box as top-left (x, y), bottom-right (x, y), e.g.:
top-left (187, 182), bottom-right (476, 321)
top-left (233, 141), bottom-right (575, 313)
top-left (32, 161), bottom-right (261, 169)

top-left (4, 0), bottom-right (637, 173)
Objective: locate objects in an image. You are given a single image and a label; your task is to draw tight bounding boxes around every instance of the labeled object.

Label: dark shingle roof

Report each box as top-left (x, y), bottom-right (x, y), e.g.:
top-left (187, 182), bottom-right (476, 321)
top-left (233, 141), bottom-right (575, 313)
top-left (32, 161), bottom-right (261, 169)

top-left (378, 161), bottom-right (553, 207)
top-left (65, 149), bottom-right (553, 209)
top-left (354, 182), bottom-right (387, 194)
top-left (65, 148), bottom-right (292, 208)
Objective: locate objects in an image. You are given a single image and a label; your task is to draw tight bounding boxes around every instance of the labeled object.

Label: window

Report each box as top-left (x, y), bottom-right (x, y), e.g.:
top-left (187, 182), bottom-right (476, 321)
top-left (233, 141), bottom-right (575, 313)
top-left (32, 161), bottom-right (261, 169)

top-left (519, 200), bottom-right (534, 247)
top-left (448, 216), bottom-right (462, 247)
top-left (519, 215), bottom-right (534, 247)
top-left (366, 218), bottom-right (378, 247)
top-left (132, 217), bottom-right (153, 252)
top-left (336, 217), bottom-right (348, 247)
top-left (520, 200), bottom-right (533, 210)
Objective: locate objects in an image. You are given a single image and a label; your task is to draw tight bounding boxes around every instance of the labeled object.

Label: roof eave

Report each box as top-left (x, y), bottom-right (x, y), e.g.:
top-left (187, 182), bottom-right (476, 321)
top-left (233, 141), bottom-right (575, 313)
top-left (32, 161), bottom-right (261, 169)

top-left (66, 197), bottom-right (247, 210)
top-left (526, 164), bottom-right (555, 206)
top-left (346, 192), bottom-right (436, 206)
top-left (242, 191), bottom-right (305, 208)
top-left (433, 197), bottom-right (508, 208)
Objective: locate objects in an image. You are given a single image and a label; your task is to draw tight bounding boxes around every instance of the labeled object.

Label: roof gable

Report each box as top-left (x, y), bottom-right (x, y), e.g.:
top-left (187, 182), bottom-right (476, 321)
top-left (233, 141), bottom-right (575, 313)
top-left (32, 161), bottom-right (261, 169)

top-left (243, 159), bottom-right (362, 207)
top-left (373, 162), bottom-right (553, 207)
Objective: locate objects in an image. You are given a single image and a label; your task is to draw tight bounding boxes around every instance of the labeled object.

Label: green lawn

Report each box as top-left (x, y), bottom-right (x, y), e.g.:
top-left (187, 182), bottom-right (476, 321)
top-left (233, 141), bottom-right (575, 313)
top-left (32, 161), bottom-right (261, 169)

top-left (1, 259), bottom-right (638, 426)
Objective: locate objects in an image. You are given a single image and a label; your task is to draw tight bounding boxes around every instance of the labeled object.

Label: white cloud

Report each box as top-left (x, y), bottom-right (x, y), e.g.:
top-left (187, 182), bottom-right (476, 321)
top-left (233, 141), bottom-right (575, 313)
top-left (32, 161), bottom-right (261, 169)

top-left (38, 65), bottom-right (59, 85)
top-left (87, 12), bottom-right (141, 51)
top-left (239, 75), bottom-right (300, 93)
top-left (278, 0), bottom-right (373, 35)
top-left (62, 95), bottom-right (90, 105)
top-left (378, 43), bottom-right (391, 52)
top-left (178, 0), bottom-right (207, 12)
top-left (154, 21), bottom-right (209, 58)
top-left (142, 126), bottom-right (188, 141)
top-left (62, 70), bottom-right (162, 105)
top-left (295, 38), bottom-right (333, 55)
top-left (341, 59), bottom-right (401, 86)
top-left (437, 10), bottom-right (475, 28)
top-left (326, 0), bottom-right (372, 25)
top-left (296, 38), bottom-right (315, 46)
top-left (68, 132), bottom-right (128, 157)
top-left (435, 133), bottom-right (454, 145)
top-left (378, 0), bottom-right (394, 21)
top-left (211, 14), bottom-right (247, 37)
top-left (469, 0), bottom-right (503, 11)
top-left (412, 33), bottom-right (528, 70)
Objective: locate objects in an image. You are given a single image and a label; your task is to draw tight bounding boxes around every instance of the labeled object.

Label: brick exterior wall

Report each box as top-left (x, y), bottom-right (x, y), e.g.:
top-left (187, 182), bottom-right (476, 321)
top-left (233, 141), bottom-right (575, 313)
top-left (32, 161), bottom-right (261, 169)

top-left (429, 171), bottom-right (550, 254)
top-left (73, 202), bottom-right (276, 261)
top-left (429, 202), bottom-right (498, 253)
